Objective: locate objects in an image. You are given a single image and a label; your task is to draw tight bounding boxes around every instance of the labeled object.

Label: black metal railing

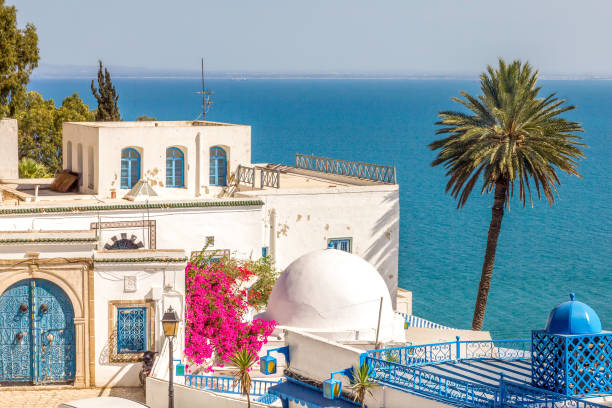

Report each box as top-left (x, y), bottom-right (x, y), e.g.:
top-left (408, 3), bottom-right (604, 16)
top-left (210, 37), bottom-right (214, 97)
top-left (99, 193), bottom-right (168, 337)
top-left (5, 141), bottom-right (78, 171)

top-left (236, 165), bottom-right (256, 188)
top-left (259, 167), bottom-right (280, 189)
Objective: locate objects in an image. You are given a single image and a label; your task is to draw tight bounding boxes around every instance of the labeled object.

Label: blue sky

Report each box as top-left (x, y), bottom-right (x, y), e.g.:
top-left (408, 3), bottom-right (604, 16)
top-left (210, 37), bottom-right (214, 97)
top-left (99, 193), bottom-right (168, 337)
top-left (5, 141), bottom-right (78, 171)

top-left (7, 0), bottom-right (611, 75)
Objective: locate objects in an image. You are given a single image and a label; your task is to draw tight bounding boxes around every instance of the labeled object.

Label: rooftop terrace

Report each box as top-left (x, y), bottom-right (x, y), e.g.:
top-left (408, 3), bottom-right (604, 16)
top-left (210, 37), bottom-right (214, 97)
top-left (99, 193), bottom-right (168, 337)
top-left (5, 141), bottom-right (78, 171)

top-left (365, 339), bottom-right (611, 408)
top-left (0, 154), bottom-right (396, 209)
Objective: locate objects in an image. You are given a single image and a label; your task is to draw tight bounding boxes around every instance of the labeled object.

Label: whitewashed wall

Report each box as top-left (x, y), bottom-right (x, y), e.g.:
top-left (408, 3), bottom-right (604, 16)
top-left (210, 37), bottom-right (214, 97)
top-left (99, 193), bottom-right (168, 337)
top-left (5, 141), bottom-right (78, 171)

top-left (146, 377), bottom-right (269, 408)
top-left (241, 184), bottom-right (400, 302)
top-left (63, 121), bottom-right (251, 198)
top-left (0, 205), bottom-right (263, 259)
top-left (285, 329), bottom-right (453, 408)
top-left (93, 261), bottom-right (185, 387)
top-left (0, 119), bottom-right (18, 179)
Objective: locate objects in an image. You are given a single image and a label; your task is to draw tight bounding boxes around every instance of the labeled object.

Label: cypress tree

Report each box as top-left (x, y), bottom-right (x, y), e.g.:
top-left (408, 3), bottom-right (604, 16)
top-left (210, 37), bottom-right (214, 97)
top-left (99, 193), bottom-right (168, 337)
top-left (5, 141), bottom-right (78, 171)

top-left (91, 60), bottom-right (120, 121)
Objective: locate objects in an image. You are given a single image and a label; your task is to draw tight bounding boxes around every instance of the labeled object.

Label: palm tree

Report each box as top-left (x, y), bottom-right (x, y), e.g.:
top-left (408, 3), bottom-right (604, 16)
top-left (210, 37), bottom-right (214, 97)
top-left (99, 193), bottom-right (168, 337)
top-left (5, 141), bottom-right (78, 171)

top-left (349, 361), bottom-right (378, 408)
top-left (429, 59), bottom-right (585, 331)
top-left (230, 348), bottom-right (258, 408)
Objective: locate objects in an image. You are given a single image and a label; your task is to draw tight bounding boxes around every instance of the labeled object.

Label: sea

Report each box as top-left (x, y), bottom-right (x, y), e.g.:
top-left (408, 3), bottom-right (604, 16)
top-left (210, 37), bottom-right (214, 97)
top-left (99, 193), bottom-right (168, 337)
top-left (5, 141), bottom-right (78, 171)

top-left (28, 77), bottom-right (612, 340)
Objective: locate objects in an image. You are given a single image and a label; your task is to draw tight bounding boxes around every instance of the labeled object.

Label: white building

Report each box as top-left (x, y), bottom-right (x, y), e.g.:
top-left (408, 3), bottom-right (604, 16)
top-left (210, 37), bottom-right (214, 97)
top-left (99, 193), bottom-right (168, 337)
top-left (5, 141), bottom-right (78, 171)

top-left (0, 118), bottom-right (400, 389)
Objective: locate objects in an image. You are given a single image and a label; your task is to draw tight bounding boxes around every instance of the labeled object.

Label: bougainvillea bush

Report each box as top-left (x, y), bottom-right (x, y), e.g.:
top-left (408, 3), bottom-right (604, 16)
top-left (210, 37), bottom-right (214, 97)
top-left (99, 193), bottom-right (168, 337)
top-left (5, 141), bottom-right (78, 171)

top-left (184, 253), bottom-right (276, 370)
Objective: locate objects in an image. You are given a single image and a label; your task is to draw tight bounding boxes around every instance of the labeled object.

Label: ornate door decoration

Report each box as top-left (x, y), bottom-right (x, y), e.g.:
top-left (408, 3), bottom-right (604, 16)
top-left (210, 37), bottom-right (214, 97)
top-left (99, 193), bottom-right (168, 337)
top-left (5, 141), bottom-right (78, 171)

top-left (0, 279), bottom-right (75, 384)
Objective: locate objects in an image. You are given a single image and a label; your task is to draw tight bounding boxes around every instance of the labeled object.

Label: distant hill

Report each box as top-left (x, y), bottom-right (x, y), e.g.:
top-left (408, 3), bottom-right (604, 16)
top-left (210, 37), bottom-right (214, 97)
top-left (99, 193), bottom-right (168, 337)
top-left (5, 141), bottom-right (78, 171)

top-left (30, 64), bottom-right (612, 80)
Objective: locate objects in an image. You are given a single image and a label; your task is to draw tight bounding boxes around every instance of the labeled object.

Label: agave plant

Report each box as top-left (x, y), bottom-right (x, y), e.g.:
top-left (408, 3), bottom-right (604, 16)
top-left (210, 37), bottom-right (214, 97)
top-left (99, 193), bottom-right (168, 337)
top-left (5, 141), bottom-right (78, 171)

top-left (230, 348), bottom-right (258, 408)
top-left (349, 361), bottom-right (378, 408)
top-left (429, 59), bottom-right (585, 330)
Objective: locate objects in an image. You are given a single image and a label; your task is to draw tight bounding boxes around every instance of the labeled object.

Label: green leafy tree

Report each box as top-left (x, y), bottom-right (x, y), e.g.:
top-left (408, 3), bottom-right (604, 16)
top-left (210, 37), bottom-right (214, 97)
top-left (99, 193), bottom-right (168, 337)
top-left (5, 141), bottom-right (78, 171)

top-left (229, 348), bottom-right (257, 408)
top-left (16, 91), bottom-right (94, 173)
top-left (429, 59), bottom-right (585, 330)
top-left (137, 115), bottom-right (156, 121)
top-left (91, 60), bottom-right (120, 121)
top-left (18, 157), bottom-right (51, 178)
top-left (349, 361), bottom-right (378, 408)
top-left (0, 0), bottom-right (39, 118)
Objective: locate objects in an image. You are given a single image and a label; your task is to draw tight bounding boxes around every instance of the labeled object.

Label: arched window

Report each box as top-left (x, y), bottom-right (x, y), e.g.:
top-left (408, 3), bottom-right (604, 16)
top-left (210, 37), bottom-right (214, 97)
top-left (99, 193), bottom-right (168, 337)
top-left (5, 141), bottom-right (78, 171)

top-left (77, 144), bottom-right (83, 187)
top-left (166, 147), bottom-right (184, 187)
top-left (121, 148), bottom-right (141, 189)
top-left (108, 239), bottom-right (140, 250)
top-left (87, 146), bottom-right (94, 189)
top-left (209, 146), bottom-right (227, 186)
top-left (66, 141), bottom-right (72, 170)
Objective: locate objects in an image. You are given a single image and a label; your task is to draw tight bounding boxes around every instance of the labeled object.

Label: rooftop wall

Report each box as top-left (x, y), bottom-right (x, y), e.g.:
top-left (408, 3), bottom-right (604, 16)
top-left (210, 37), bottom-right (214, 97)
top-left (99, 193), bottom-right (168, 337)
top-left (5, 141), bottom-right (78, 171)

top-left (62, 121), bottom-right (251, 198)
top-left (0, 119), bottom-right (18, 179)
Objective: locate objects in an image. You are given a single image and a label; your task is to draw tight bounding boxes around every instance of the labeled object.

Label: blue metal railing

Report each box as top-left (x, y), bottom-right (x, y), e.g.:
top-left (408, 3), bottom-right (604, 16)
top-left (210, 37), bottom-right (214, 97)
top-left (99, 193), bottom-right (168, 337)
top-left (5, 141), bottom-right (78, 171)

top-left (368, 356), bottom-right (499, 407)
top-left (184, 374), bottom-right (282, 396)
top-left (295, 154), bottom-right (396, 184)
top-left (367, 339), bottom-right (531, 367)
top-left (365, 339), bottom-right (607, 408)
top-left (367, 341), bottom-right (455, 367)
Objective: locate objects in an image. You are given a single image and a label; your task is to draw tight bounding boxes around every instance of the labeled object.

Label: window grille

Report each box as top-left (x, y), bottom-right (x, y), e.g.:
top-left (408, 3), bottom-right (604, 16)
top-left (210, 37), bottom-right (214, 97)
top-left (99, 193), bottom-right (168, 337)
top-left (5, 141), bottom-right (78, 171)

top-left (117, 307), bottom-right (147, 353)
top-left (209, 147), bottom-right (227, 186)
top-left (121, 148), bottom-right (141, 189)
top-left (328, 238), bottom-right (352, 253)
top-left (166, 147), bottom-right (184, 187)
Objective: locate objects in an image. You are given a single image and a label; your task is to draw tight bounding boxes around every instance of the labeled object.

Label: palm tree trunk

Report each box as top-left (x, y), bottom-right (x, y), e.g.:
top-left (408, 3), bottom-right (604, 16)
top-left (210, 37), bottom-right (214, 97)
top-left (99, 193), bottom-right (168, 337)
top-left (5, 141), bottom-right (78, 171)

top-left (247, 391), bottom-right (251, 408)
top-left (471, 180), bottom-right (507, 330)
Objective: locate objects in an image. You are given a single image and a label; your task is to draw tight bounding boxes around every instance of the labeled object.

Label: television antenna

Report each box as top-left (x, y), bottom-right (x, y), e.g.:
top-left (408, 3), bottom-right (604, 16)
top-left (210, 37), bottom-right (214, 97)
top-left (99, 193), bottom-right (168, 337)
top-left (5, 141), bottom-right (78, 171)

top-left (195, 57), bottom-right (213, 120)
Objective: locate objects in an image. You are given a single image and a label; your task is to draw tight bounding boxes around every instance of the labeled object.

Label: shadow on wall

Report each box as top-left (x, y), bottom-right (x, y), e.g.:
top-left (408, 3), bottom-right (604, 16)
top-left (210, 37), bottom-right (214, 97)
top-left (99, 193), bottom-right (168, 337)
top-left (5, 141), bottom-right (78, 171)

top-left (363, 190), bottom-right (400, 300)
top-left (97, 325), bottom-right (143, 389)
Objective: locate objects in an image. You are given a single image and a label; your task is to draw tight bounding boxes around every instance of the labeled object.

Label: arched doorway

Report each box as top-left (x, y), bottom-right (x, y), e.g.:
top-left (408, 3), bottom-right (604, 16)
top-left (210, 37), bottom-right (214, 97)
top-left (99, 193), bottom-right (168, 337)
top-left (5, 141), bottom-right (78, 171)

top-left (0, 279), bottom-right (75, 384)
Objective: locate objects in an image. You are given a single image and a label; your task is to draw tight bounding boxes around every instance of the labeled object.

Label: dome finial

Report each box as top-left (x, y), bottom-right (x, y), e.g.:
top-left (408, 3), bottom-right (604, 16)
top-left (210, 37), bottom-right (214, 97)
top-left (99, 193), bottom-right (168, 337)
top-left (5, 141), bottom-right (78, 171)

top-left (570, 292), bottom-right (575, 301)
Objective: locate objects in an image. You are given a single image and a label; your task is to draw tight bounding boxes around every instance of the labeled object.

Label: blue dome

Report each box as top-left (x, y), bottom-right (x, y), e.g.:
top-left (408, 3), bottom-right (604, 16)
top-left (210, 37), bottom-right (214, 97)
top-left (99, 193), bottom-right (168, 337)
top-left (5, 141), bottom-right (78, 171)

top-left (545, 293), bottom-right (602, 335)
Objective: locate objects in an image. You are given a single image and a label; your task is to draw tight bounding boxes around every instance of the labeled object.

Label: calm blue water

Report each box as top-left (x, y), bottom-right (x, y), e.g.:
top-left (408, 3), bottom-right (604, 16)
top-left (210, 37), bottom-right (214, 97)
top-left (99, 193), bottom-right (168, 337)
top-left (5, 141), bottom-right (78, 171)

top-left (29, 78), bottom-right (612, 339)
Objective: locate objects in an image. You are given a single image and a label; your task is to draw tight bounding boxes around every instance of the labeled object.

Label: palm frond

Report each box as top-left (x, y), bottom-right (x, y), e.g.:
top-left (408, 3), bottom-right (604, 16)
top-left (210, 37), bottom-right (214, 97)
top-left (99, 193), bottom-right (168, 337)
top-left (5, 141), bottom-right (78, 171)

top-left (429, 59), bottom-right (586, 208)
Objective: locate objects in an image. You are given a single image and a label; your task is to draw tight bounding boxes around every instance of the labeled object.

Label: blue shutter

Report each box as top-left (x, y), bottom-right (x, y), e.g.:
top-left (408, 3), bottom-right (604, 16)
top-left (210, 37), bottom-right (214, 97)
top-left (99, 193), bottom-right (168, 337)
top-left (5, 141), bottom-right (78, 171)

top-left (121, 148), bottom-right (141, 189)
top-left (166, 147), bottom-right (184, 187)
top-left (209, 147), bottom-right (227, 186)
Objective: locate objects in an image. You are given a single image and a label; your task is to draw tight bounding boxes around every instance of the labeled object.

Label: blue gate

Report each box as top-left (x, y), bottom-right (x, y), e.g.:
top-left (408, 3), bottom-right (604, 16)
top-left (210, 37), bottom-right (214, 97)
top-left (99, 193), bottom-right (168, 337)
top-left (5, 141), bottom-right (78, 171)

top-left (0, 279), bottom-right (75, 384)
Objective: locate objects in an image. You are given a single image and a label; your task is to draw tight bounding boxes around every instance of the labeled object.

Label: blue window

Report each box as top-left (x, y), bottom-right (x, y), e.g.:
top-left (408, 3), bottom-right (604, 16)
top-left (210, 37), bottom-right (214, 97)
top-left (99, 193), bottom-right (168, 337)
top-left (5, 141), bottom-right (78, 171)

top-left (209, 147), bottom-right (227, 186)
top-left (117, 307), bottom-right (147, 353)
top-left (166, 147), bottom-right (184, 187)
top-left (328, 238), bottom-right (352, 253)
top-left (121, 148), bottom-right (141, 189)
top-left (262, 247), bottom-right (269, 258)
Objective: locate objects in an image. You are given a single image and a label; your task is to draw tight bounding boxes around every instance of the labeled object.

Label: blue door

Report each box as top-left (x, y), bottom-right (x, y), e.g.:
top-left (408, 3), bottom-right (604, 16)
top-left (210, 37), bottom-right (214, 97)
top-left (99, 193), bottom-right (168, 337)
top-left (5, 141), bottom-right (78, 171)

top-left (0, 279), bottom-right (75, 384)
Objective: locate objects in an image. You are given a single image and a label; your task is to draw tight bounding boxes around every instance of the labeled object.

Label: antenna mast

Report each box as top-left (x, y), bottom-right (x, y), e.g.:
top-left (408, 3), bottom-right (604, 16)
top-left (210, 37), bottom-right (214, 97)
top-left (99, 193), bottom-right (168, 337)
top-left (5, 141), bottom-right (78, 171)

top-left (197, 58), bottom-right (213, 120)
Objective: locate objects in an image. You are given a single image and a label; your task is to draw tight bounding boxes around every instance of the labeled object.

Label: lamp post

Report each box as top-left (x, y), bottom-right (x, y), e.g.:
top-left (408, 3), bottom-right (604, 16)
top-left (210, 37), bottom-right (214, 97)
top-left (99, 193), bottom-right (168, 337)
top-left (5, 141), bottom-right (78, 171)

top-left (162, 306), bottom-right (180, 408)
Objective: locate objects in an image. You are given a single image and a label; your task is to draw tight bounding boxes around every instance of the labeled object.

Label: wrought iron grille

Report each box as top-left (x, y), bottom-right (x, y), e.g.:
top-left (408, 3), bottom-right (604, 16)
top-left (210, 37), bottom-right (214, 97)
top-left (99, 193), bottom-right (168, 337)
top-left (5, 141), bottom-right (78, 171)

top-left (117, 307), bottom-right (146, 354)
top-left (236, 165), bottom-right (255, 188)
top-left (295, 154), bottom-right (396, 184)
top-left (531, 330), bottom-right (612, 397)
top-left (328, 238), bottom-right (351, 253)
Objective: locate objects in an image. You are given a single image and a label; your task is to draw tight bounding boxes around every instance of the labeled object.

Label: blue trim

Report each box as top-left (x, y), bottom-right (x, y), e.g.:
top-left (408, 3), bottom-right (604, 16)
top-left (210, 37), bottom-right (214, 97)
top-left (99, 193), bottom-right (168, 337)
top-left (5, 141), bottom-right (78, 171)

top-left (120, 148), bottom-right (141, 189)
top-left (267, 346), bottom-right (290, 364)
top-left (209, 146), bottom-right (227, 186)
top-left (166, 147), bottom-right (185, 188)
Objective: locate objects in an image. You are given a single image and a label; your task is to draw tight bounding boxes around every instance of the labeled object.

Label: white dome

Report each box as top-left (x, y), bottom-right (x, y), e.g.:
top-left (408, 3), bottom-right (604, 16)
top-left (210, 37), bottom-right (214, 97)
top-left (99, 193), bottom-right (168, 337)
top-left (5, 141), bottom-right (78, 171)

top-left (263, 249), bottom-right (395, 334)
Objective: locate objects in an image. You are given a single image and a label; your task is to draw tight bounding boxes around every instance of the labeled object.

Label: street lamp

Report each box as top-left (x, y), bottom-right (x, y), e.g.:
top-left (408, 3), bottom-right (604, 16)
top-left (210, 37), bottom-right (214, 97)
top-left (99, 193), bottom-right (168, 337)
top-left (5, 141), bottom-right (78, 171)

top-left (162, 306), bottom-right (180, 408)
